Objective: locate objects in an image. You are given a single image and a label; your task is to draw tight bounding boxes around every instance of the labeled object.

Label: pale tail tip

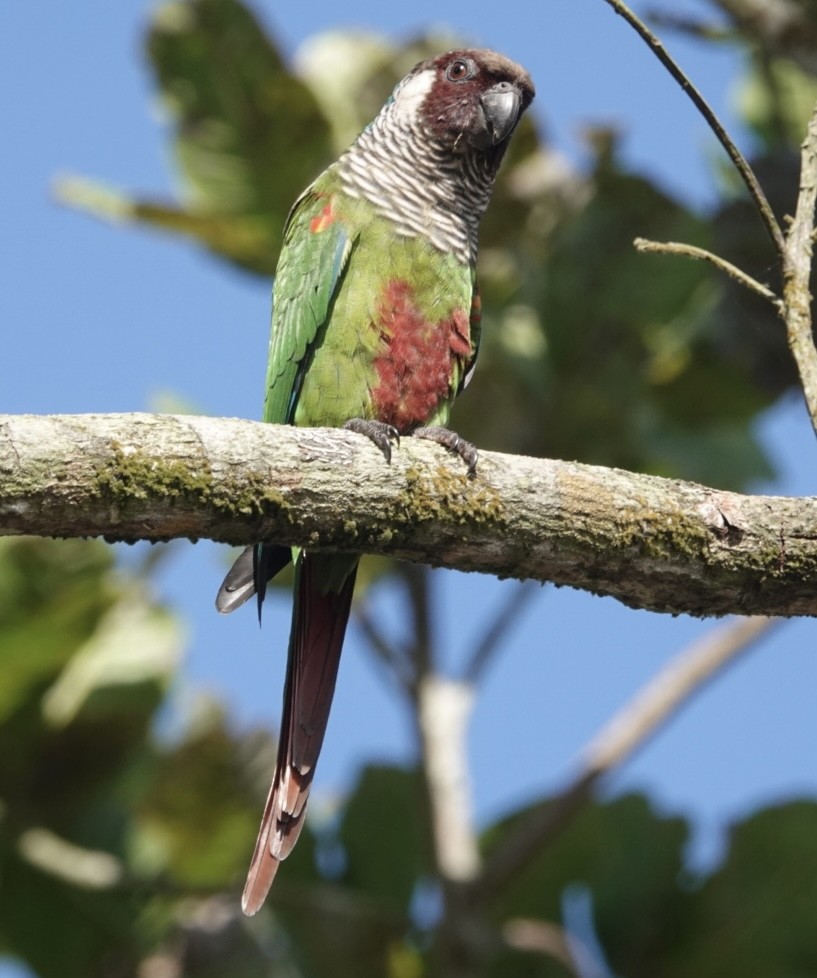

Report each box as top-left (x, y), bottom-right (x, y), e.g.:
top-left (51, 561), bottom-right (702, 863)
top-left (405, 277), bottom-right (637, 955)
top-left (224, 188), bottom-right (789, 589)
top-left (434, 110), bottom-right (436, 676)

top-left (241, 877), bottom-right (268, 916)
top-left (241, 853), bottom-right (279, 916)
top-left (241, 893), bottom-right (261, 917)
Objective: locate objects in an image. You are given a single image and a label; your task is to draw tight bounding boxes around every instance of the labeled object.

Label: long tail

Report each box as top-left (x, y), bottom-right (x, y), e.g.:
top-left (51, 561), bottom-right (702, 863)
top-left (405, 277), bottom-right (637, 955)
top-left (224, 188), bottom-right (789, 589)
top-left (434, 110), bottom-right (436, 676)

top-left (242, 552), bottom-right (358, 915)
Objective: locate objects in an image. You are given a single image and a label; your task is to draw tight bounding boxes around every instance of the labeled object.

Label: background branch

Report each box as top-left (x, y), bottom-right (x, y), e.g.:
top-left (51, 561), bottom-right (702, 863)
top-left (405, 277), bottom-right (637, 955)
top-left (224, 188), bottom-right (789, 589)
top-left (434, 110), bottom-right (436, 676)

top-left (356, 601), bottom-right (415, 694)
top-left (1, 412), bottom-right (816, 618)
top-left (464, 581), bottom-right (542, 684)
top-left (396, 564), bottom-right (483, 978)
top-left (474, 615), bottom-right (780, 903)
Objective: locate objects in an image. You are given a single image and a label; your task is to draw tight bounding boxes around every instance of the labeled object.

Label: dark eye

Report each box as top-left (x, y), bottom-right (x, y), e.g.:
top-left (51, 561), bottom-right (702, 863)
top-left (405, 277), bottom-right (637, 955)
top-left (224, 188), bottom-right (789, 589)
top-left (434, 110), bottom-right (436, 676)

top-left (445, 58), bottom-right (473, 82)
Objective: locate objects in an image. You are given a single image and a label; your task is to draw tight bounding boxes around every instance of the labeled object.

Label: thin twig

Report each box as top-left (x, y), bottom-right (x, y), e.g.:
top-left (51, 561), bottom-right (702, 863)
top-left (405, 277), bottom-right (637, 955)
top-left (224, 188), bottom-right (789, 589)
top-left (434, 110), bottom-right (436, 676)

top-left (634, 236), bottom-right (783, 309)
top-left (464, 581), bottom-right (542, 684)
top-left (473, 615), bottom-right (781, 904)
top-left (601, 0), bottom-right (786, 257)
top-left (356, 600), bottom-right (414, 694)
top-left (782, 101), bottom-right (817, 436)
top-left (404, 563), bottom-right (434, 685)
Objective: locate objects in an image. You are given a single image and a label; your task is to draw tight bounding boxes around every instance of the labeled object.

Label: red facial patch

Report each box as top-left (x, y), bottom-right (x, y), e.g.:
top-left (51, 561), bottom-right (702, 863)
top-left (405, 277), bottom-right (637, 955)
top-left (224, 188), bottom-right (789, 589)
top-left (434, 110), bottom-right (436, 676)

top-left (371, 281), bottom-right (472, 432)
top-left (310, 203), bottom-right (336, 234)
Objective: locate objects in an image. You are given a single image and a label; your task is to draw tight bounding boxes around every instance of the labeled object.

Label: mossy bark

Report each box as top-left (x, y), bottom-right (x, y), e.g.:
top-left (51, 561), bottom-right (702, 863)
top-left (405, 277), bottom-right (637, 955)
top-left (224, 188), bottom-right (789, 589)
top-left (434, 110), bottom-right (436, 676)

top-left (1, 412), bottom-right (816, 616)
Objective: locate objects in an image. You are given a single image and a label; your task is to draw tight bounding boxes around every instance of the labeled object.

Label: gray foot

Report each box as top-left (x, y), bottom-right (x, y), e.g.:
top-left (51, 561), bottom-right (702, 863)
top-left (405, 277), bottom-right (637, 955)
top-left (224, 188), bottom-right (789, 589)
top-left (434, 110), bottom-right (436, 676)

top-left (344, 418), bottom-right (401, 462)
top-left (414, 425), bottom-right (478, 476)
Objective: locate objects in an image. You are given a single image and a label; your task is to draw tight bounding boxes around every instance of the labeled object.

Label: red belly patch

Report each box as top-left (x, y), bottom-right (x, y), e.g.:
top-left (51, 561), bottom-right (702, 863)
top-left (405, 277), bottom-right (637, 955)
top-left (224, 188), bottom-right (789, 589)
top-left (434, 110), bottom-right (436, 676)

top-left (372, 280), bottom-right (471, 432)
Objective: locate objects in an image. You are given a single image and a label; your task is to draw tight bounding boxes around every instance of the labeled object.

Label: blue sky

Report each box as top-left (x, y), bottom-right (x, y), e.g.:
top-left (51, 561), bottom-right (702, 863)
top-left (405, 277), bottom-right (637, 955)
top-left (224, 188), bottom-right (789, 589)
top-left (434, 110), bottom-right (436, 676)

top-left (2, 3), bottom-right (817, 970)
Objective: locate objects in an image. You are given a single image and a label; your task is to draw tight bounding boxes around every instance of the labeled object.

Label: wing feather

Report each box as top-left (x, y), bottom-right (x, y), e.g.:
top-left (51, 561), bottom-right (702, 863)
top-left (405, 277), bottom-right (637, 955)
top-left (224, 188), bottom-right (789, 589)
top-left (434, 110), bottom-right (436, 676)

top-left (263, 186), bottom-right (356, 425)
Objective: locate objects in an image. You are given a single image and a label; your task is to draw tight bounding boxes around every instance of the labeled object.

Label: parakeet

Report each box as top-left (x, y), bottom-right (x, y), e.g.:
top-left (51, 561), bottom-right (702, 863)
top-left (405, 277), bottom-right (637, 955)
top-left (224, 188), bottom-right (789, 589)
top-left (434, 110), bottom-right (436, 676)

top-left (216, 48), bottom-right (534, 915)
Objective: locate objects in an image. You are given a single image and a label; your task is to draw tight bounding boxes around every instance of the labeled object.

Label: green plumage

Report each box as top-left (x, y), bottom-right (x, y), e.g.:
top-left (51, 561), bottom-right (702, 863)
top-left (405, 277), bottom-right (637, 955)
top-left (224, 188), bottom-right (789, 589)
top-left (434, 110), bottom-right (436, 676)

top-left (264, 169), bottom-right (477, 432)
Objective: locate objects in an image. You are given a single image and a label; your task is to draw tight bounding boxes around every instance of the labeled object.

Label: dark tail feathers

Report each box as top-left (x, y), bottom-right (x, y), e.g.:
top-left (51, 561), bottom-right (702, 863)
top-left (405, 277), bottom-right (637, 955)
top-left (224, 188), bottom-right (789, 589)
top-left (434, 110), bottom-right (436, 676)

top-left (215, 544), bottom-right (291, 614)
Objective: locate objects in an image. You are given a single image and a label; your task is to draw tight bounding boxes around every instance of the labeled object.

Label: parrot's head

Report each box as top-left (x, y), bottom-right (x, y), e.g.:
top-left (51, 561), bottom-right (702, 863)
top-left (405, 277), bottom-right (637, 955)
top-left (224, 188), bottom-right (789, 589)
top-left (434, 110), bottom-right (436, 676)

top-left (392, 48), bottom-right (535, 160)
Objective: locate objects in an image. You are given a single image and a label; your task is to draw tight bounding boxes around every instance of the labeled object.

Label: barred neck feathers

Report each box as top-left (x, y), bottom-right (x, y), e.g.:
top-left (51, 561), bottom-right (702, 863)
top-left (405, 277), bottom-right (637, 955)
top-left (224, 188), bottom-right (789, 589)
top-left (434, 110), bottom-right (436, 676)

top-left (337, 104), bottom-right (494, 265)
top-left (336, 49), bottom-right (534, 266)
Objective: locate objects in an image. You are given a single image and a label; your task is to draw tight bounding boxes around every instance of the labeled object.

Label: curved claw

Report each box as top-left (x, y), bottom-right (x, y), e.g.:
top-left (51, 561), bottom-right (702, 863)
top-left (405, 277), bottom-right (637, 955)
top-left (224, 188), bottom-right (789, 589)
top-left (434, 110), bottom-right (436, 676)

top-left (343, 418), bottom-right (400, 462)
top-left (414, 425), bottom-right (478, 477)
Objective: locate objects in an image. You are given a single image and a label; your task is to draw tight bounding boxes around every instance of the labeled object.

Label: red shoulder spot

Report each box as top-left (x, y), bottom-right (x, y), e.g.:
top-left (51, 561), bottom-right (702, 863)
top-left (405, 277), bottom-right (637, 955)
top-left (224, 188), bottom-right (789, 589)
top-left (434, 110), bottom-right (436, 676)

top-left (310, 202), bottom-right (336, 234)
top-left (371, 280), bottom-right (473, 431)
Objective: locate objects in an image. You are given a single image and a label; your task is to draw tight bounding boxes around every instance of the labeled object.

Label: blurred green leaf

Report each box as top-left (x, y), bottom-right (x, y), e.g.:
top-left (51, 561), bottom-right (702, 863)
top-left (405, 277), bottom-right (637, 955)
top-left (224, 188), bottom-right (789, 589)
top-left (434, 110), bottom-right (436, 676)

top-left (144, 0), bottom-right (335, 273)
top-left (42, 587), bottom-right (183, 727)
top-left (663, 801), bottom-right (817, 978)
top-left (275, 889), bottom-right (410, 978)
top-left (338, 764), bottom-right (427, 907)
top-left (59, 0), bottom-right (336, 275)
top-left (54, 176), bottom-right (276, 274)
top-left (637, 416), bottom-right (775, 488)
top-left (0, 539), bottom-right (115, 723)
top-left (483, 794), bottom-right (817, 978)
top-left (0, 540), bottom-right (167, 978)
top-left (0, 537), bottom-right (305, 976)
top-left (737, 56), bottom-right (817, 147)
top-left (0, 846), bottom-right (140, 978)
top-left (484, 793), bottom-right (691, 975)
top-left (134, 711), bottom-right (265, 887)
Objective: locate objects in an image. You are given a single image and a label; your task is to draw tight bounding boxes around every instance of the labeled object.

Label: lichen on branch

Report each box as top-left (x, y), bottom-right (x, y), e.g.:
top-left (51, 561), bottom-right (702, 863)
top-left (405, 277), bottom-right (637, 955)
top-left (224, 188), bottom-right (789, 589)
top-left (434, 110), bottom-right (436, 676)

top-left (1, 412), bottom-right (816, 618)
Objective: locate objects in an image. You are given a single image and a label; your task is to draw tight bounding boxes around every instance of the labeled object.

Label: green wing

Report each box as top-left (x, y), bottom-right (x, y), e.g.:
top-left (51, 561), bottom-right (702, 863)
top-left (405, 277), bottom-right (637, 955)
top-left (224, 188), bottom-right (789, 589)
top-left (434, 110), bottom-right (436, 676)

top-left (459, 275), bottom-right (482, 394)
top-left (263, 187), bottom-right (355, 425)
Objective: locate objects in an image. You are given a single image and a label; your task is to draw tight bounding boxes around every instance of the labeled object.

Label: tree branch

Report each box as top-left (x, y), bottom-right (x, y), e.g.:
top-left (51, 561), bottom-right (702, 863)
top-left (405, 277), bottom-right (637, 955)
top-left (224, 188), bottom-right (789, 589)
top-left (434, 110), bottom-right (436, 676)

top-left (633, 237), bottom-right (783, 309)
top-left (783, 101), bottom-right (817, 436)
top-left (1, 412), bottom-right (816, 617)
top-left (601, 0), bottom-right (786, 257)
top-left (607, 4), bottom-right (817, 436)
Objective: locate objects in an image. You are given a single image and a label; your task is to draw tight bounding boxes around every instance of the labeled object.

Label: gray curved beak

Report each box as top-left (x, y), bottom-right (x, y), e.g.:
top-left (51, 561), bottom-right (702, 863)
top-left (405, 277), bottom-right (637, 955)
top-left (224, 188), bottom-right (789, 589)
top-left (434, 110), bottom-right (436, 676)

top-left (480, 82), bottom-right (523, 145)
